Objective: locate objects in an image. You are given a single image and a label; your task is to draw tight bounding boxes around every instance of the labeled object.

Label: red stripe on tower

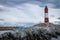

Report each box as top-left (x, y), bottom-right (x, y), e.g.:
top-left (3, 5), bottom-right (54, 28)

top-left (45, 6), bottom-right (48, 13)
top-left (44, 6), bottom-right (49, 23)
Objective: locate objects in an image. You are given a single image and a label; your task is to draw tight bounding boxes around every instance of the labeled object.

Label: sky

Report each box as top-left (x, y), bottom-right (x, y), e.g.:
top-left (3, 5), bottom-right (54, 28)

top-left (0, 0), bottom-right (60, 26)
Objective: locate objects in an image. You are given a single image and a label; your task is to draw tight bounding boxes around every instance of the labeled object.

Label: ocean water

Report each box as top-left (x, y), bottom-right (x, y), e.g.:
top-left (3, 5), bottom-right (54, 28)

top-left (51, 36), bottom-right (60, 40)
top-left (0, 25), bottom-right (60, 40)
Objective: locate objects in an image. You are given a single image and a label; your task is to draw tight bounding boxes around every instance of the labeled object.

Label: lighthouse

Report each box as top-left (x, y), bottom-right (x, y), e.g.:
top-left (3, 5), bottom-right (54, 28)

top-left (44, 6), bottom-right (49, 27)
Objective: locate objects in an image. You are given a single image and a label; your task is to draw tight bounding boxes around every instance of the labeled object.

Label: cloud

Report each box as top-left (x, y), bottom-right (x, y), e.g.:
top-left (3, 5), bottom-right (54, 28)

top-left (36, 0), bottom-right (60, 8)
top-left (0, 3), bottom-right (59, 22)
top-left (0, 0), bottom-right (59, 8)
top-left (0, 0), bottom-right (60, 26)
top-left (57, 17), bottom-right (60, 20)
top-left (0, 19), bottom-right (4, 21)
top-left (0, 3), bottom-right (44, 24)
top-left (0, 0), bottom-right (34, 7)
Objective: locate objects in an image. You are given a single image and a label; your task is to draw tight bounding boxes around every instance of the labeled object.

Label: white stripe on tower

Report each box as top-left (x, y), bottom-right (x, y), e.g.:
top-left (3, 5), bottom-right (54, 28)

top-left (45, 13), bottom-right (48, 18)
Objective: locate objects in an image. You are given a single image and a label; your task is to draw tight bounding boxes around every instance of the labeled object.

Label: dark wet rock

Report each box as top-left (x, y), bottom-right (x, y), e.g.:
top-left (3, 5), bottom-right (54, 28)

top-left (0, 26), bottom-right (60, 40)
top-left (55, 32), bottom-right (60, 35)
top-left (46, 33), bottom-right (58, 38)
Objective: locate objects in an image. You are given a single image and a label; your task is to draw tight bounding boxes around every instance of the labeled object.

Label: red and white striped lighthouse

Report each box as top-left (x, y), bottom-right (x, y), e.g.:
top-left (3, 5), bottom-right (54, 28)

top-left (44, 6), bottom-right (49, 26)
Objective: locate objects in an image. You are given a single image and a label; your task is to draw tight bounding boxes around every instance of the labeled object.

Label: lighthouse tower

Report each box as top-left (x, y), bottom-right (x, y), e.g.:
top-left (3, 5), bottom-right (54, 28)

top-left (44, 6), bottom-right (49, 27)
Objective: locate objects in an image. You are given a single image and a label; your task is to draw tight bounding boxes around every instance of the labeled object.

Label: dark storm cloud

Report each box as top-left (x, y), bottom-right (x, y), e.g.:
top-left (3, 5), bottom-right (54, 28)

top-left (0, 0), bottom-right (60, 8)
top-left (0, 19), bottom-right (4, 21)
top-left (0, 0), bottom-right (34, 7)
top-left (57, 17), bottom-right (60, 20)
top-left (37, 0), bottom-right (60, 8)
top-left (0, 0), bottom-right (25, 7)
top-left (0, 8), bottom-right (4, 11)
top-left (0, 8), bottom-right (7, 12)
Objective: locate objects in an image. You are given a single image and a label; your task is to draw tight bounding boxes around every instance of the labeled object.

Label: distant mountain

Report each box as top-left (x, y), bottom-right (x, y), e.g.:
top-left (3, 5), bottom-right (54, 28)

top-left (15, 22), bottom-right (35, 27)
top-left (3, 22), bottom-right (12, 26)
top-left (53, 21), bottom-right (60, 25)
top-left (0, 22), bottom-right (35, 27)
